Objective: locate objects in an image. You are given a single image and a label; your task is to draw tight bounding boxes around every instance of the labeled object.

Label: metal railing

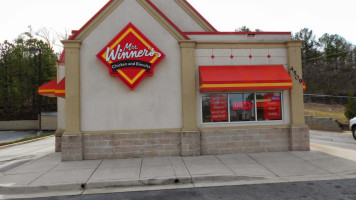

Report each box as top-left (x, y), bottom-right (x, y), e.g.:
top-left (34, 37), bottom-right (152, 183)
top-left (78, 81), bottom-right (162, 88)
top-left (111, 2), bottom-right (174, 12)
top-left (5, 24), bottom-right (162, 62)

top-left (304, 94), bottom-right (356, 106)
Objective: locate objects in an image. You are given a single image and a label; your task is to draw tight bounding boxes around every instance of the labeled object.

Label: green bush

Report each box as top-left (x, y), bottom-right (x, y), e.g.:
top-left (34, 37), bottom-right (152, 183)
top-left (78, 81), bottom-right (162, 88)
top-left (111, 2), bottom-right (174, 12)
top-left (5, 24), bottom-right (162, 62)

top-left (345, 92), bottom-right (356, 120)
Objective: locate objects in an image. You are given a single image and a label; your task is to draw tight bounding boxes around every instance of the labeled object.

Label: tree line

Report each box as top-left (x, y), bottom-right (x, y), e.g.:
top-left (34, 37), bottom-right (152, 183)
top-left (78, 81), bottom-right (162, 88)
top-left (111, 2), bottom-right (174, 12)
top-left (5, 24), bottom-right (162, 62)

top-left (293, 28), bottom-right (356, 96)
top-left (0, 31), bottom-right (58, 120)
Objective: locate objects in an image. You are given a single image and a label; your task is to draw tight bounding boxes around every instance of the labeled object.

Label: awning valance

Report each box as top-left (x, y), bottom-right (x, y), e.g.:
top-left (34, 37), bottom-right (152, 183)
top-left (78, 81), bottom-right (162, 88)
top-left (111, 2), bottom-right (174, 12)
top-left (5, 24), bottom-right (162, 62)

top-left (199, 65), bottom-right (292, 92)
top-left (38, 78), bottom-right (65, 98)
top-left (38, 78), bottom-right (57, 97)
top-left (55, 78), bottom-right (65, 97)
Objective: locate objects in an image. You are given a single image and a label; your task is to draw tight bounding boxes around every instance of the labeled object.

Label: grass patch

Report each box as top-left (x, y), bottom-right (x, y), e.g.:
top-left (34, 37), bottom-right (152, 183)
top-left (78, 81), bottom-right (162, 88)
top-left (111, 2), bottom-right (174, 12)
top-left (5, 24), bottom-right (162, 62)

top-left (0, 133), bottom-right (54, 147)
top-left (304, 109), bottom-right (348, 123)
top-left (304, 103), bottom-right (348, 123)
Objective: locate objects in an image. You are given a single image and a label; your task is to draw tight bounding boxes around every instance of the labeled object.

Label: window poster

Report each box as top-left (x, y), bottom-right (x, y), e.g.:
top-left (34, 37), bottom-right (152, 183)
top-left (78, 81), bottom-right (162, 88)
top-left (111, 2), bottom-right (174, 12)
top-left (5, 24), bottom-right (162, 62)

top-left (262, 93), bottom-right (281, 120)
top-left (210, 94), bottom-right (228, 121)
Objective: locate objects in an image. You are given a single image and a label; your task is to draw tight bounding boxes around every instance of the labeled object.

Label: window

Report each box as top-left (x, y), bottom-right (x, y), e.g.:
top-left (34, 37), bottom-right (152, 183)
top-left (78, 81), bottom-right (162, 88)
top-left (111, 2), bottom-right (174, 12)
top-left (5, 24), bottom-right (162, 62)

top-left (202, 92), bottom-right (282, 123)
top-left (229, 93), bottom-right (255, 122)
top-left (202, 94), bottom-right (228, 123)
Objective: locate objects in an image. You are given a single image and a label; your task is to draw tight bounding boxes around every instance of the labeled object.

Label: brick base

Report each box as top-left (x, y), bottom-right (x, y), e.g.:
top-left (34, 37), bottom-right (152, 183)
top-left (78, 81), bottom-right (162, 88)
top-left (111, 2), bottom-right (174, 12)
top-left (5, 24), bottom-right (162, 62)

top-left (82, 131), bottom-right (201, 159)
top-left (83, 132), bottom-right (181, 160)
top-left (61, 135), bottom-right (83, 161)
top-left (201, 127), bottom-right (291, 154)
top-left (55, 130), bottom-right (63, 152)
top-left (289, 126), bottom-right (310, 151)
top-left (181, 131), bottom-right (200, 156)
top-left (61, 127), bottom-right (310, 160)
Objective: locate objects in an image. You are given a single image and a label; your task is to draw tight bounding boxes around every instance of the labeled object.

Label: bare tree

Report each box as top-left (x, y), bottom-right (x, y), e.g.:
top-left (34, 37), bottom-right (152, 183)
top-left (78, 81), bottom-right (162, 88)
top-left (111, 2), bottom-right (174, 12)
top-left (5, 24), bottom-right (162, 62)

top-left (235, 26), bottom-right (262, 32)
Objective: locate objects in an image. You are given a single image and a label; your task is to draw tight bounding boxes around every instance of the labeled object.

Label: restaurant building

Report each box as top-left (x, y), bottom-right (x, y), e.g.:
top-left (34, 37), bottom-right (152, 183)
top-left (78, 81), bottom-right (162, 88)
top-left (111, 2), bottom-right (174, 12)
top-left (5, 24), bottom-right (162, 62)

top-left (39, 0), bottom-right (309, 161)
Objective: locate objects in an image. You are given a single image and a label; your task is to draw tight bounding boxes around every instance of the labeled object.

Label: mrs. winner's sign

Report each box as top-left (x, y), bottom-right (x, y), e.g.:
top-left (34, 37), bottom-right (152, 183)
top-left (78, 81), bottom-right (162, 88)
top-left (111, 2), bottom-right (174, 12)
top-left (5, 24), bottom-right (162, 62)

top-left (97, 23), bottom-right (165, 90)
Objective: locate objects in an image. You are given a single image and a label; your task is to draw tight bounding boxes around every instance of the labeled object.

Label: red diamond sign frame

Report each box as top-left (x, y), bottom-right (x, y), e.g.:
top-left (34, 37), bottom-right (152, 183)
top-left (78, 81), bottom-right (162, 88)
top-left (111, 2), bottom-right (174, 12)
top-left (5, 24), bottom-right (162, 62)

top-left (96, 23), bottom-right (165, 90)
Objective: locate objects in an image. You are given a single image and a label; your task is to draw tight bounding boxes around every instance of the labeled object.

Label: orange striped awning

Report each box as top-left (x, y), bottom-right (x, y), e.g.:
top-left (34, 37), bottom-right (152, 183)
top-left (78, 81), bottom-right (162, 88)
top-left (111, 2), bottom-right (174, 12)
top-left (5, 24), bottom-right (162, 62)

top-left (55, 78), bottom-right (65, 97)
top-left (199, 65), bottom-right (292, 92)
top-left (38, 78), bottom-right (57, 97)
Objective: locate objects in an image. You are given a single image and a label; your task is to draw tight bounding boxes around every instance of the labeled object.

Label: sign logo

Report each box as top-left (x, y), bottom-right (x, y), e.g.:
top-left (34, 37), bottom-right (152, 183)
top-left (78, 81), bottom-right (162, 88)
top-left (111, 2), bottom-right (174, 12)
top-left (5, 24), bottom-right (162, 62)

top-left (232, 101), bottom-right (252, 111)
top-left (96, 23), bottom-right (165, 90)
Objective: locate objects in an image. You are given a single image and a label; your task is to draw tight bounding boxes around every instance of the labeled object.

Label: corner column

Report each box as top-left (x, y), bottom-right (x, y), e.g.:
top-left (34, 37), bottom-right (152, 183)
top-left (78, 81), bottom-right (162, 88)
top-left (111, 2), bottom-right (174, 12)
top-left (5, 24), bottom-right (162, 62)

top-left (61, 40), bottom-right (83, 161)
top-left (179, 40), bottom-right (197, 130)
top-left (287, 40), bottom-right (310, 151)
top-left (179, 41), bottom-right (200, 156)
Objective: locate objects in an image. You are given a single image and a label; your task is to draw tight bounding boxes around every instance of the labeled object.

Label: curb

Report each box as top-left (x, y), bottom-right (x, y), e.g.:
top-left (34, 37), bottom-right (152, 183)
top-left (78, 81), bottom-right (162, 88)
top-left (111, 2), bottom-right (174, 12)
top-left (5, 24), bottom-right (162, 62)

top-left (191, 175), bottom-right (267, 183)
top-left (0, 183), bottom-right (83, 195)
top-left (85, 176), bottom-right (192, 189)
top-left (0, 175), bottom-right (265, 195)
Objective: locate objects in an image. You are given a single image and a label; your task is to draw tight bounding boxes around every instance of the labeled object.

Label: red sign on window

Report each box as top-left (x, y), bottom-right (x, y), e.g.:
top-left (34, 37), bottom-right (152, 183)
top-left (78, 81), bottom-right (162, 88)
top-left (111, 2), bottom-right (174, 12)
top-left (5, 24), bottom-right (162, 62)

top-left (210, 94), bottom-right (228, 121)
top-left (232, 101), bottom-right (252, 111)
top-left (263, 94), bottom-right (281, 120)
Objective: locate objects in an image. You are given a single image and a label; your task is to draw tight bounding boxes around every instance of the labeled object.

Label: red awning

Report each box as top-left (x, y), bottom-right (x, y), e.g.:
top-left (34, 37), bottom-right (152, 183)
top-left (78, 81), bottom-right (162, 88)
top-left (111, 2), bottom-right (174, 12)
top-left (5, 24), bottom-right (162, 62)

top-left (38, 78), bottom-right (65, 97)
top-left (199, 65), bottom-right (292, 92)
top-left (55, 78), bottom-right (65, 97)
top-left (38, 79), bottom-right (57, 97)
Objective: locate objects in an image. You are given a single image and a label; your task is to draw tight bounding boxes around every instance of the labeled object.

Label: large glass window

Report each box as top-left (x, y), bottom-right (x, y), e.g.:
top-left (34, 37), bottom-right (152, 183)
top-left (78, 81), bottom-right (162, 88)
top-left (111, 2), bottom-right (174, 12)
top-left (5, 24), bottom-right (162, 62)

top-left (202, 92), bottom-right (282, 123)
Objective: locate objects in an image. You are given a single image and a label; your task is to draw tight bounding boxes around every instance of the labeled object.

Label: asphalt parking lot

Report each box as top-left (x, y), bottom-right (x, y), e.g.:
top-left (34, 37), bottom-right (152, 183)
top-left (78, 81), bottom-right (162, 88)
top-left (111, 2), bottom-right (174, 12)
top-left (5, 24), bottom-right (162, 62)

top-left (0, 131), bottom-right (38, 144)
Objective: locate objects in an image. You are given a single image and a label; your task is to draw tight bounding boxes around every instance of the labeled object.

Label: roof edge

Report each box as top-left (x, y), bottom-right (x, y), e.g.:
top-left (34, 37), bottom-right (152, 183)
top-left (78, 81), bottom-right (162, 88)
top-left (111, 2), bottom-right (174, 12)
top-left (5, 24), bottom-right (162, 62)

top-left (68, 0), bottom-right (190, 41)
top-left (142, 0), bottom-right (190, 40)
top-left (71, 0), bottom-right (116, 40)
top-left (185, 32), bottom-right (292, 35)
top-left (58, 50), bottom-right (65, 63)
top-left (176, 0), bottom-right (217, 32)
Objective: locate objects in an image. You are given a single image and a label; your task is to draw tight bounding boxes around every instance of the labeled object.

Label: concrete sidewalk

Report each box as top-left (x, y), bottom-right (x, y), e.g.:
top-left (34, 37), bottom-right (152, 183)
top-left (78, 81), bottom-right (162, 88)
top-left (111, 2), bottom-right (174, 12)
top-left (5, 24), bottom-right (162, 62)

top-left (1, 145), bottom-right (356, 199)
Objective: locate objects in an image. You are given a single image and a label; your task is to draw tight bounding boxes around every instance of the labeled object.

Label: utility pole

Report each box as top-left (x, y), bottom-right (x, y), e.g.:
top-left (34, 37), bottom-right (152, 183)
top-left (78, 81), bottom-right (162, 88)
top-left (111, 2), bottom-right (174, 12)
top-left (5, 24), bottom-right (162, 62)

top-left (29, 47), bottom-right (42, 135)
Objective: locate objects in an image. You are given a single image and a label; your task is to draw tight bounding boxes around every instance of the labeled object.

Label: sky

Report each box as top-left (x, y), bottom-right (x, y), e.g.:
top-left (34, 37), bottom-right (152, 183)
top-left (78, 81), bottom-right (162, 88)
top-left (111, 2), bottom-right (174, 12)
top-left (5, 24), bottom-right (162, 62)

top-left (0, 0), bottom-right (355, 53)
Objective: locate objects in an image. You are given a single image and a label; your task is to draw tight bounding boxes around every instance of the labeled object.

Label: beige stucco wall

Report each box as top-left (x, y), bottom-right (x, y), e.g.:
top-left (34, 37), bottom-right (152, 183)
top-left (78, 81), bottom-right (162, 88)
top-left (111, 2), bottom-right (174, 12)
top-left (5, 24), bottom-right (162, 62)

top-left (80, 0), bottom-right (182, 132)
top-left (57, 64), bottom-right (65, 131)
top-left (57, 97), bottom-right (65, 131)
top-left (194, 47), bottom-right (291, 128)
top-left (195, 48), bottom-right (288, 66)
top-left (150, 0), bottom-right (205, 32)
top-left (41, 115), bottom-right (58, 130)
